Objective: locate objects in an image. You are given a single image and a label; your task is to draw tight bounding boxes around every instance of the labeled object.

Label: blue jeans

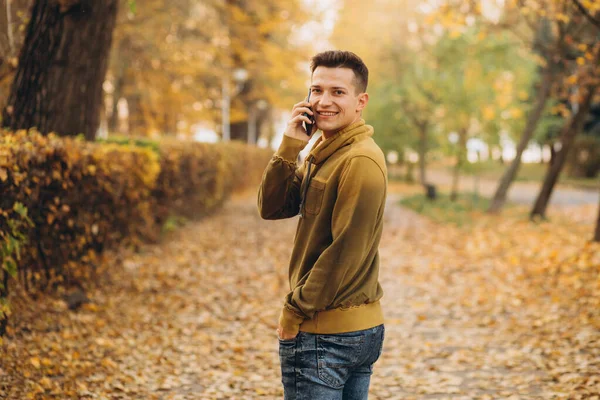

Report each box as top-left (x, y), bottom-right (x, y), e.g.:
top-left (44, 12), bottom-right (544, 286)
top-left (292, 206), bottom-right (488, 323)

top-left (279, 324), bottom-right (385, 400)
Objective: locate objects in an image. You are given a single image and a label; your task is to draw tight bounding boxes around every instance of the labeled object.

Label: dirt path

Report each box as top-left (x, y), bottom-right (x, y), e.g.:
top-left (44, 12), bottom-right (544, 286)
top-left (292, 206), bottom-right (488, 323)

top-left (372, 195), bottom-right (552, 399)
top-left (424, 170), bottom-right (598, 207)
top-left (1, 192), bottom-right (597, 399)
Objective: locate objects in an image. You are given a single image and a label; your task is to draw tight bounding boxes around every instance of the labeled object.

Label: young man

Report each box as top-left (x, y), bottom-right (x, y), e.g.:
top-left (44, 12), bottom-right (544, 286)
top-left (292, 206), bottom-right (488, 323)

top-left (257, 50), bottom-right (387, 399)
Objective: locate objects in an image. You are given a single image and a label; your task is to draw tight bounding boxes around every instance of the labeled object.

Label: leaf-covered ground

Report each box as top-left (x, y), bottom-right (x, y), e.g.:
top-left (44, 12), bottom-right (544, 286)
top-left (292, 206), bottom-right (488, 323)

top-left (1, 186), bottom-right (599, 399)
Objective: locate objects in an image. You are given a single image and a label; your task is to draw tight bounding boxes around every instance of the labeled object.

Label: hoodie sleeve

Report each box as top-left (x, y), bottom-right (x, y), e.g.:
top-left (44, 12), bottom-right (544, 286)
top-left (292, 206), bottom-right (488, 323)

top-left (257, 135), bottom-right (307, 220)
top-left (279, 155), bottom-right (387, 334)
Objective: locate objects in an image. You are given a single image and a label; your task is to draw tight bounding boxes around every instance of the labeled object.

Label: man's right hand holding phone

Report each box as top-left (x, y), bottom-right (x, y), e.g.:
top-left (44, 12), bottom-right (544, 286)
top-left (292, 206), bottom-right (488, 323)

top-left (284, 99), bottom-right (317, 143)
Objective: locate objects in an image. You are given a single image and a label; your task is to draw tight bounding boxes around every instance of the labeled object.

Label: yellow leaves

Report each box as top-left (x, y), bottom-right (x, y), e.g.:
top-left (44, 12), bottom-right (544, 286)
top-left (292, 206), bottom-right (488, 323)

top-left (482, 105), bottom-right (496, 121)
top-left (550, 102), bottom-right (567, 117)
top-left (2, 185), bottom-right (599, 398)
top-left (29, 357), bottom-right (41, 369)
top-left (567, 75), bottom-right (578, 85)
top-left (30, 356), bottom-right (53, 370)
top-left (39, 377), bottom-right (53, 390)
top-left (82, 303), bottom-right (99, 312)
top-left (576, 57), bottom-right (585, 66)
top-left (585, 51), bottom-right (595, 61)
top-left (581, 0), bottom-right (594, 8)
top-left (0, 167), bottom-right (7, 182)
top-left (518, 90), bottom-right (529, 101)
top-left (509, 107), bottom-right (524, 119)
top-left (94, 337), bottom-right (114, 348)
top-left (101, 358), bottom-right (118, 369)
top-left (449, 30), bottom-right (462, 39)
top-left (555, 13), bottom-right (570, 23)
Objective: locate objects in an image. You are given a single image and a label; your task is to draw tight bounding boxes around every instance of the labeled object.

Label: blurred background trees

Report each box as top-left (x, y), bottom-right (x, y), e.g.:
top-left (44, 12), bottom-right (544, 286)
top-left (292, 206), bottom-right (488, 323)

top-left (104, 0), bottom-right (314, 143)
top-left (0, 0), bottom-right (599, 237)
top-left (1, 0), bottom-right (316, 142)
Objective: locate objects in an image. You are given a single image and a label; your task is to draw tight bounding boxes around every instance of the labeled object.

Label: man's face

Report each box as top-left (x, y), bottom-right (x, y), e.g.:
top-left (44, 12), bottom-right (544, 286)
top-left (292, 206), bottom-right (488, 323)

top-left (310, 66), bottom-right (369, 137)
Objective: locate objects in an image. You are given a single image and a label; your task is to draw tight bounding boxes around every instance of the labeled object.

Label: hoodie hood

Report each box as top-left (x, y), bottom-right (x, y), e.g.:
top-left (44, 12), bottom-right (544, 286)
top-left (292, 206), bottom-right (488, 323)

top-left (308, 119), bottom-right (374, 165)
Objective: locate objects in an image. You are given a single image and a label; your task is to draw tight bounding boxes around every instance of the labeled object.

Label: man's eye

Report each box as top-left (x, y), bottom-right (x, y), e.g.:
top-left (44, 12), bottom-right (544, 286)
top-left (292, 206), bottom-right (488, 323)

top-left (311, 88), bottom-right (320, 93)
top-left (335, 90), bottom-right (344, 95)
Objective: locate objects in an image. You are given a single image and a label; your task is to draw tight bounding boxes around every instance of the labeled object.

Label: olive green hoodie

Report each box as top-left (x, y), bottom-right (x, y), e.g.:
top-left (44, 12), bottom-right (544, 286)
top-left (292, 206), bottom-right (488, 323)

top-left (257, 119), bottom-right (387, 335)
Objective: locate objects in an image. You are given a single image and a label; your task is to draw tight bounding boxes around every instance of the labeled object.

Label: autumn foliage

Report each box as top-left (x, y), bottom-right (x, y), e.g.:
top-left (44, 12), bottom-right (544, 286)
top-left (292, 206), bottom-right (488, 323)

top-left (0, 130), bottom-right (271, 329)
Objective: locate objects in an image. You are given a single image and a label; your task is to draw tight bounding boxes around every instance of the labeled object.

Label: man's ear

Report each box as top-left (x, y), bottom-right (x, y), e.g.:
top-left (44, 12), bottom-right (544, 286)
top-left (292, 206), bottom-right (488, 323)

top-left (356, 92), bottom-right (369, 112)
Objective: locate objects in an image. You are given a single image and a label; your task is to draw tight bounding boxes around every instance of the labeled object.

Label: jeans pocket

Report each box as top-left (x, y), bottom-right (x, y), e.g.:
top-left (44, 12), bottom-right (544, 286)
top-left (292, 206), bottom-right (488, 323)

top-left (374, 326), bottom-right (385, 363)
top-left (317, 334), bottom-right (364, 389)
top-left (278, 336), bottom-right (297, 356)
top-left (279, 336), bottom-right (297, 393)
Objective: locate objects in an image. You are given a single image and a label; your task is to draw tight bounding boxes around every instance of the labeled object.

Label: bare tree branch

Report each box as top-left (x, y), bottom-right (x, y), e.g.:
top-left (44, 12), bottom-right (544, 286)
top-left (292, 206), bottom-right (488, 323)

top-left (571, 0), bottom-right (600, 30)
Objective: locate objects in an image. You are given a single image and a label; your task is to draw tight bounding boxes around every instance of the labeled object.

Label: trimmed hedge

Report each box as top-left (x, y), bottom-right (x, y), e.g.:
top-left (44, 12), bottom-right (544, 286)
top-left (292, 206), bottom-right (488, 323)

top-left (0, 129), bottom-right (271, 332)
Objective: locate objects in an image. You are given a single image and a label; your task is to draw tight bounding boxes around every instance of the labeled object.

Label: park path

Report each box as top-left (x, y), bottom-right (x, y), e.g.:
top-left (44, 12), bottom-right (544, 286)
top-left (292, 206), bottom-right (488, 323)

top-left (424, 170), bottom-right (598, 206)
top-left (2, 189), bottom-right (598, 399)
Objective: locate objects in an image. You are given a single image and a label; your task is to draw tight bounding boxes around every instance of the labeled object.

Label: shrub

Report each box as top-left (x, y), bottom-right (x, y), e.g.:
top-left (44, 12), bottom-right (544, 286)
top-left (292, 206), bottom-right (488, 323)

top-left (0, 129), bottom-right (271, 333)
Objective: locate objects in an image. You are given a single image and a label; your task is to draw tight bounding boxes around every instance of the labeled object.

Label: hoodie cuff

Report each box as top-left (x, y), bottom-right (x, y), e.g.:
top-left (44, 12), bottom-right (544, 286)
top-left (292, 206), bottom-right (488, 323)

top-left (275, 135), bottom-right (307, 163)
top-left (279, 305), bottom-right (305, 335)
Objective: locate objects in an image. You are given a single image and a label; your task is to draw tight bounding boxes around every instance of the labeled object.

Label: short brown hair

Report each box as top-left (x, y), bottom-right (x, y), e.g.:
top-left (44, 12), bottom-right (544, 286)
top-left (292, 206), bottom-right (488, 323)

top-left (310, 50), bottom-right (369, 94)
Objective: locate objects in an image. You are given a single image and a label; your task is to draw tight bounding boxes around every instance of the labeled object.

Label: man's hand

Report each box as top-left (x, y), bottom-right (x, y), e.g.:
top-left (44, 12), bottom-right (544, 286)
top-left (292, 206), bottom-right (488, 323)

top-left (284, 101), bottom-right (318, 142)
top-left (277, 325), bottom-right (298, 341)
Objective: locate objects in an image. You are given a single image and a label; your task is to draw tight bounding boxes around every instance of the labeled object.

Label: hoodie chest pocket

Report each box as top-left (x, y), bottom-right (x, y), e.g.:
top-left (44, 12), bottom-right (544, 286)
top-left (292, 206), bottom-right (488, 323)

top-left (305, 179), bottom-right (326, 215)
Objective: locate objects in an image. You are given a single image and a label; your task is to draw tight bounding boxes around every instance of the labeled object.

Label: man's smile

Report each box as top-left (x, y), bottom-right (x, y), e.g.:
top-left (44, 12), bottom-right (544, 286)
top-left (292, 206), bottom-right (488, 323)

top-left (317, 111), bottom-right (339, 117)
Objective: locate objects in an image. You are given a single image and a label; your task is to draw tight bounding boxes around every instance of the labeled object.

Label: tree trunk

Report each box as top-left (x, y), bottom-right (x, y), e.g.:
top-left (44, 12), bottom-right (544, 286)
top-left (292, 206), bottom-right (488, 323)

top-left (108, 68), bottom-right (125, 134)
top-left (0, 268), bottom-right (8, 336)
top-left (530, 85), bottom-right (597, 219)
top-left (2, 0), bottom-right (118, 140)
top-left (231, 120), bottom-right (248, 142)
top-left (108, 92), bottom-right (120, 133)
top-left (0, 0), bottom-right (12, 56)
top-left (549, 143), bottom-right (557, 166)
top-left (594, 192), bottom-right (600, 242)
top-left (450, 130), bottom-right (467, 202)
top-left (488, 67), bottom-right (553, 213)
top-left (418, 123), bottom-right (428, 185)
top-left (127, 94), bottom-right (147, 135)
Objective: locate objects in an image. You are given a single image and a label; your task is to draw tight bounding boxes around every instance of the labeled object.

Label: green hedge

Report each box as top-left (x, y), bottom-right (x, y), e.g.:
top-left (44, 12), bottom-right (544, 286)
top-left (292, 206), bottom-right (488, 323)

top-left (0, 129), bottom-right (271, 333)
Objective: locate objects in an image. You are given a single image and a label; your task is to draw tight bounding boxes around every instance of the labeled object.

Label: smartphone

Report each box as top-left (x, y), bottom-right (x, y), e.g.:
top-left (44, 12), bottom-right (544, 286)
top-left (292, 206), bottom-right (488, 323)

top-left (302, 88), bottom-right (314, 135)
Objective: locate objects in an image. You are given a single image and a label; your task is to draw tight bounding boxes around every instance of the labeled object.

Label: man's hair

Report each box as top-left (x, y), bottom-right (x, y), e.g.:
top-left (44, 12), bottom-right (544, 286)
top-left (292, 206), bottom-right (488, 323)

top-left (310, 50), bottom-right (368, 94)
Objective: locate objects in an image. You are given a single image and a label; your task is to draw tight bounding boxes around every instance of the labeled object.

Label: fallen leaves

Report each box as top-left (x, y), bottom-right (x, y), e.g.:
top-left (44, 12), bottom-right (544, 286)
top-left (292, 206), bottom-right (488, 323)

top-left (0, 191), bottom-right (598, 399)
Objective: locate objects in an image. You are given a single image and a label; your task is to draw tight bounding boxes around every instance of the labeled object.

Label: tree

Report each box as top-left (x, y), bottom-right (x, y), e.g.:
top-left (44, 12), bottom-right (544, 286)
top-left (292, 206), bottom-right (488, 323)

top-left (486, 0), bottom-right (598, 212)
top-left (105, 0), bottom-right (312, 140)
top-left (330, 0), bottom-right (438, 182)
top-left (2, 0), bottom-right (119, 140)
top-left (595, 194), bottom-right (600, 242)
top-left (530, 47), bottom-right (599, 219)
top-left (528, 1), bottom-right (600, 219)
top-left (0, 0), bottom-right (33, 115)
top-left (530, 84), bottom-right (598, 218)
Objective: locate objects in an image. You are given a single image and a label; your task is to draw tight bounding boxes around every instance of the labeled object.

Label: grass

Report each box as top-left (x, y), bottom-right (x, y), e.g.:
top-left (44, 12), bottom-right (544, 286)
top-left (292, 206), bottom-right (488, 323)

top-left (400, 191), bottom-right (500, 226)
top-left (463, 161), bottom-right (598, 190)
top-left (97, 135), bottom-right (160, 152)
top-left (390, 161), bottom-right (598, 191)
top-left (161, 215), bottom-right (189, 235)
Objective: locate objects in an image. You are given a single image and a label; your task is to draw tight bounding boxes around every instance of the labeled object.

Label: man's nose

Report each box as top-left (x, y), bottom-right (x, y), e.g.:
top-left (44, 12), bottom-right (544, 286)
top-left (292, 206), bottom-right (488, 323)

top-left (320, 92), bottom-right (333, 106)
